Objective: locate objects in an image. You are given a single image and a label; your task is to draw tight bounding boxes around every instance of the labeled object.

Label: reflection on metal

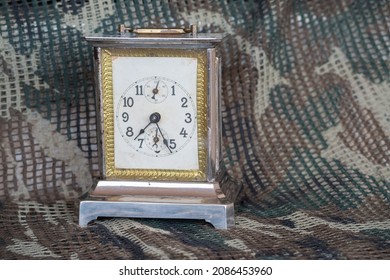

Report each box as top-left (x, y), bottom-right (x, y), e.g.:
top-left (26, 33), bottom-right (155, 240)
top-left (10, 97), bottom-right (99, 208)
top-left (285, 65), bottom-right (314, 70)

top-left (79, 176), bottom-right (240, 229)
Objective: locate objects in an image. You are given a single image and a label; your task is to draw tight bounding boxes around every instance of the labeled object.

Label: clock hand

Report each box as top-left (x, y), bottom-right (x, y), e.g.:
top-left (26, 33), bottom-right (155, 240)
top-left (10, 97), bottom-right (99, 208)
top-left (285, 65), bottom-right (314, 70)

top-left (152, 80), bottom-right (160, 100)
top-left (154, 80), bottom-right (160, 91)
top-left (152, 128), bottom-right (159, 148)
top-left (155, 122), bottom-right (172, 153)
top-left (134, 123), bottom-right (150, 140)
top-left (134, 112), bottom-right (161, 140)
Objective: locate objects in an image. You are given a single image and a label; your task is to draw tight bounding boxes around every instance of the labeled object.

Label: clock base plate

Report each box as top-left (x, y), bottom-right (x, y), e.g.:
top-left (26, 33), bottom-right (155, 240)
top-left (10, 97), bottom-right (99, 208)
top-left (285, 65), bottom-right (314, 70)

top-left (79, 177), bottom-right (240, 229)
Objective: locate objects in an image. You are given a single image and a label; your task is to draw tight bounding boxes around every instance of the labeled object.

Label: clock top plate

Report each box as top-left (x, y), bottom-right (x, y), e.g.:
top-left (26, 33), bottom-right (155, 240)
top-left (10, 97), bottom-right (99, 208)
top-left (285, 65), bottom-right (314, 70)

top-left (84, 32), bottom-right (225, 48)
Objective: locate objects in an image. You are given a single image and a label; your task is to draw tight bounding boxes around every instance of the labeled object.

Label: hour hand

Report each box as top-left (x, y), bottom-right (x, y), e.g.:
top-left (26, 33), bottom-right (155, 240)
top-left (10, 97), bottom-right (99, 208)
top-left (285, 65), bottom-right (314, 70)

top-left (134, 128), bottom-right (146, 140)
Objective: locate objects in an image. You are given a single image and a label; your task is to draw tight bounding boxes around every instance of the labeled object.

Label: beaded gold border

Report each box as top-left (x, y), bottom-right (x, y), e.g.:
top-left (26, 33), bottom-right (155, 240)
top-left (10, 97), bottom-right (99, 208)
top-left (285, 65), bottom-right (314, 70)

top-left (100, 48), bottom-right (208, 181)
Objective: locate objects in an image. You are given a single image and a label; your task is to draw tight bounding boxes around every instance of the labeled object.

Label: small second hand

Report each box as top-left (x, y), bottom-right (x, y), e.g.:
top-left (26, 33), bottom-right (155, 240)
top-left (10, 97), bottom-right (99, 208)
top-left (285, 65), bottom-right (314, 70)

top-left (155, 123), bottom-right (172, 153)
top-left (152, 128), bottom-right (159, 148)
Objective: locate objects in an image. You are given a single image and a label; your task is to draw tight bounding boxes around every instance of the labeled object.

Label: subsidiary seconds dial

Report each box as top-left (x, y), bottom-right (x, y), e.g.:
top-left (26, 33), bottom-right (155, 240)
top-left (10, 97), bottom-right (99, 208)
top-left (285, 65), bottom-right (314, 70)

top-left (115, 76), bottom-right (197, 157)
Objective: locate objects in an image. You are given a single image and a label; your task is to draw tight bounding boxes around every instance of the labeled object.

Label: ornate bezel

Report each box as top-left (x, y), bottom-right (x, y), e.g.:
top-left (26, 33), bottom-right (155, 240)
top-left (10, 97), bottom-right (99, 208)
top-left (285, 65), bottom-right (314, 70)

top-left (100, 48), bottom-right (208, 181)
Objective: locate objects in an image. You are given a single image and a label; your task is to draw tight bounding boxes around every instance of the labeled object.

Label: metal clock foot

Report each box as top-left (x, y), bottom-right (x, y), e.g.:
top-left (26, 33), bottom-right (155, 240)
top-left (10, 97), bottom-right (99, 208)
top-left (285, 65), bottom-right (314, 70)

top-left (79, 197), bottom-right (235, 229)
top-left (78, 180), bottom-right (239, 229)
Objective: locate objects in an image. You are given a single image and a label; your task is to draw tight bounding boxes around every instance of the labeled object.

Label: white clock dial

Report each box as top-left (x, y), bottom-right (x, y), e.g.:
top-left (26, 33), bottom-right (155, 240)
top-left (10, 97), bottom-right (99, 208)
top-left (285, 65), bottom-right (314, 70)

top-left (115, 76), bottom-right (196, 157)
top-left (112, 57), bottom-right (199, 171)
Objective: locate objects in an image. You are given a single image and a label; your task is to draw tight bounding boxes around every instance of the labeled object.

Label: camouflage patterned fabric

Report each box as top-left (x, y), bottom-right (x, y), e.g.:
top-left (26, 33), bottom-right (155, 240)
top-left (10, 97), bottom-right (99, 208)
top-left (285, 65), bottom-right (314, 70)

top-left (0, 0), bottom-right (389, 259)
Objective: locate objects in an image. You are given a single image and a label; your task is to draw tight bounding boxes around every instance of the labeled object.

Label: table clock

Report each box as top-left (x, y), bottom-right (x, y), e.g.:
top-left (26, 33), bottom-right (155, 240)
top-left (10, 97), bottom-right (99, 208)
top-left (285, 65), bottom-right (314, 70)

top-left (79, 25), bottom-right (240, 229)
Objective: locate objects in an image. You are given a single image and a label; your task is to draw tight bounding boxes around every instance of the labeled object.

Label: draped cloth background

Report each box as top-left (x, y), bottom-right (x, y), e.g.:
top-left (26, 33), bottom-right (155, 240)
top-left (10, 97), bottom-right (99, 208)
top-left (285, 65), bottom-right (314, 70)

top-left (0, 0), bottom-right (389, 259)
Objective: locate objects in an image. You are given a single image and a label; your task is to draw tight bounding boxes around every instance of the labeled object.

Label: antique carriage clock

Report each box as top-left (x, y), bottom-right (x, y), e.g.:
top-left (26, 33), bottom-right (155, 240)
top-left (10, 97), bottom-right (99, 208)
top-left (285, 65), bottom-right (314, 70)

top-left (79, 25), bottom-right (239, 229)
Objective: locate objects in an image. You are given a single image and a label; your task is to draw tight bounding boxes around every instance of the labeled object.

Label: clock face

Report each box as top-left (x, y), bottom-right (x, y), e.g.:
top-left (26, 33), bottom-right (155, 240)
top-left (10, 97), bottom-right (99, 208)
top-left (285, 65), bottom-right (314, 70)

top-left (111, 56), bottom-right (200, 171)
top-left (115, 76), bottom-right (196, 158)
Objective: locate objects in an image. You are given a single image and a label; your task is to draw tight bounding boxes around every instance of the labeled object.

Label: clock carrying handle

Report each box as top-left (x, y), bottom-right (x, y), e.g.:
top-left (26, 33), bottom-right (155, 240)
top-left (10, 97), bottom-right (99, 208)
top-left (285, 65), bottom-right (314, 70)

top-left (118, 24), bottom-right (197, 36)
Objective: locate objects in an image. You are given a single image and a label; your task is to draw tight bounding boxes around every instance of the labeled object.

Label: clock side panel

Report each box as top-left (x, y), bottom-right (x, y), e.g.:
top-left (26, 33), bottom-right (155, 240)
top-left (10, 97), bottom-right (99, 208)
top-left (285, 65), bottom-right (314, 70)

top-left (93, 47), bottom-right (107, 180)
top-left (98, 48), bottom-right (209, 182)
top-left (206, 48), bottom-right (222, 182)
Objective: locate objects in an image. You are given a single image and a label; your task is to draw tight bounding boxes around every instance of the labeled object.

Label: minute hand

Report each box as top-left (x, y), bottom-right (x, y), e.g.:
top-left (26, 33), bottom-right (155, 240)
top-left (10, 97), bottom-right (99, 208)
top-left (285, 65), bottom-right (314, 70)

top-left (155, 123), bottom-right (172, 153)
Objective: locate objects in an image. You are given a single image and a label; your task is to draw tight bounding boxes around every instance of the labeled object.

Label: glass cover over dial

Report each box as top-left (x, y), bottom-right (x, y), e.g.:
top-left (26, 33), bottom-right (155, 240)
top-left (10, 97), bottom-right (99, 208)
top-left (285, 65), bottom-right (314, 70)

top-left (112, 56), bottom-right (199, 171)
top-left (115, 76), bottom-right (196, 157)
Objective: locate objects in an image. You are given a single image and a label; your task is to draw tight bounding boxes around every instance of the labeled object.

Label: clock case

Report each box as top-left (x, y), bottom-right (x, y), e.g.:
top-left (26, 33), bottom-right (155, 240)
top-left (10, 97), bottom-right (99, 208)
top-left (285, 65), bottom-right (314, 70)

top-left (79, 26), bottom-right (240, 229)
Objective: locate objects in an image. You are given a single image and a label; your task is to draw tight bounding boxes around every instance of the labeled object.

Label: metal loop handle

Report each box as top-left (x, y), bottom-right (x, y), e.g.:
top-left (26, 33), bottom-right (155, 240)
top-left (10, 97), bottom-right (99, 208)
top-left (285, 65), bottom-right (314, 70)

top-left (118, 24), bottom-right (197, 36)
